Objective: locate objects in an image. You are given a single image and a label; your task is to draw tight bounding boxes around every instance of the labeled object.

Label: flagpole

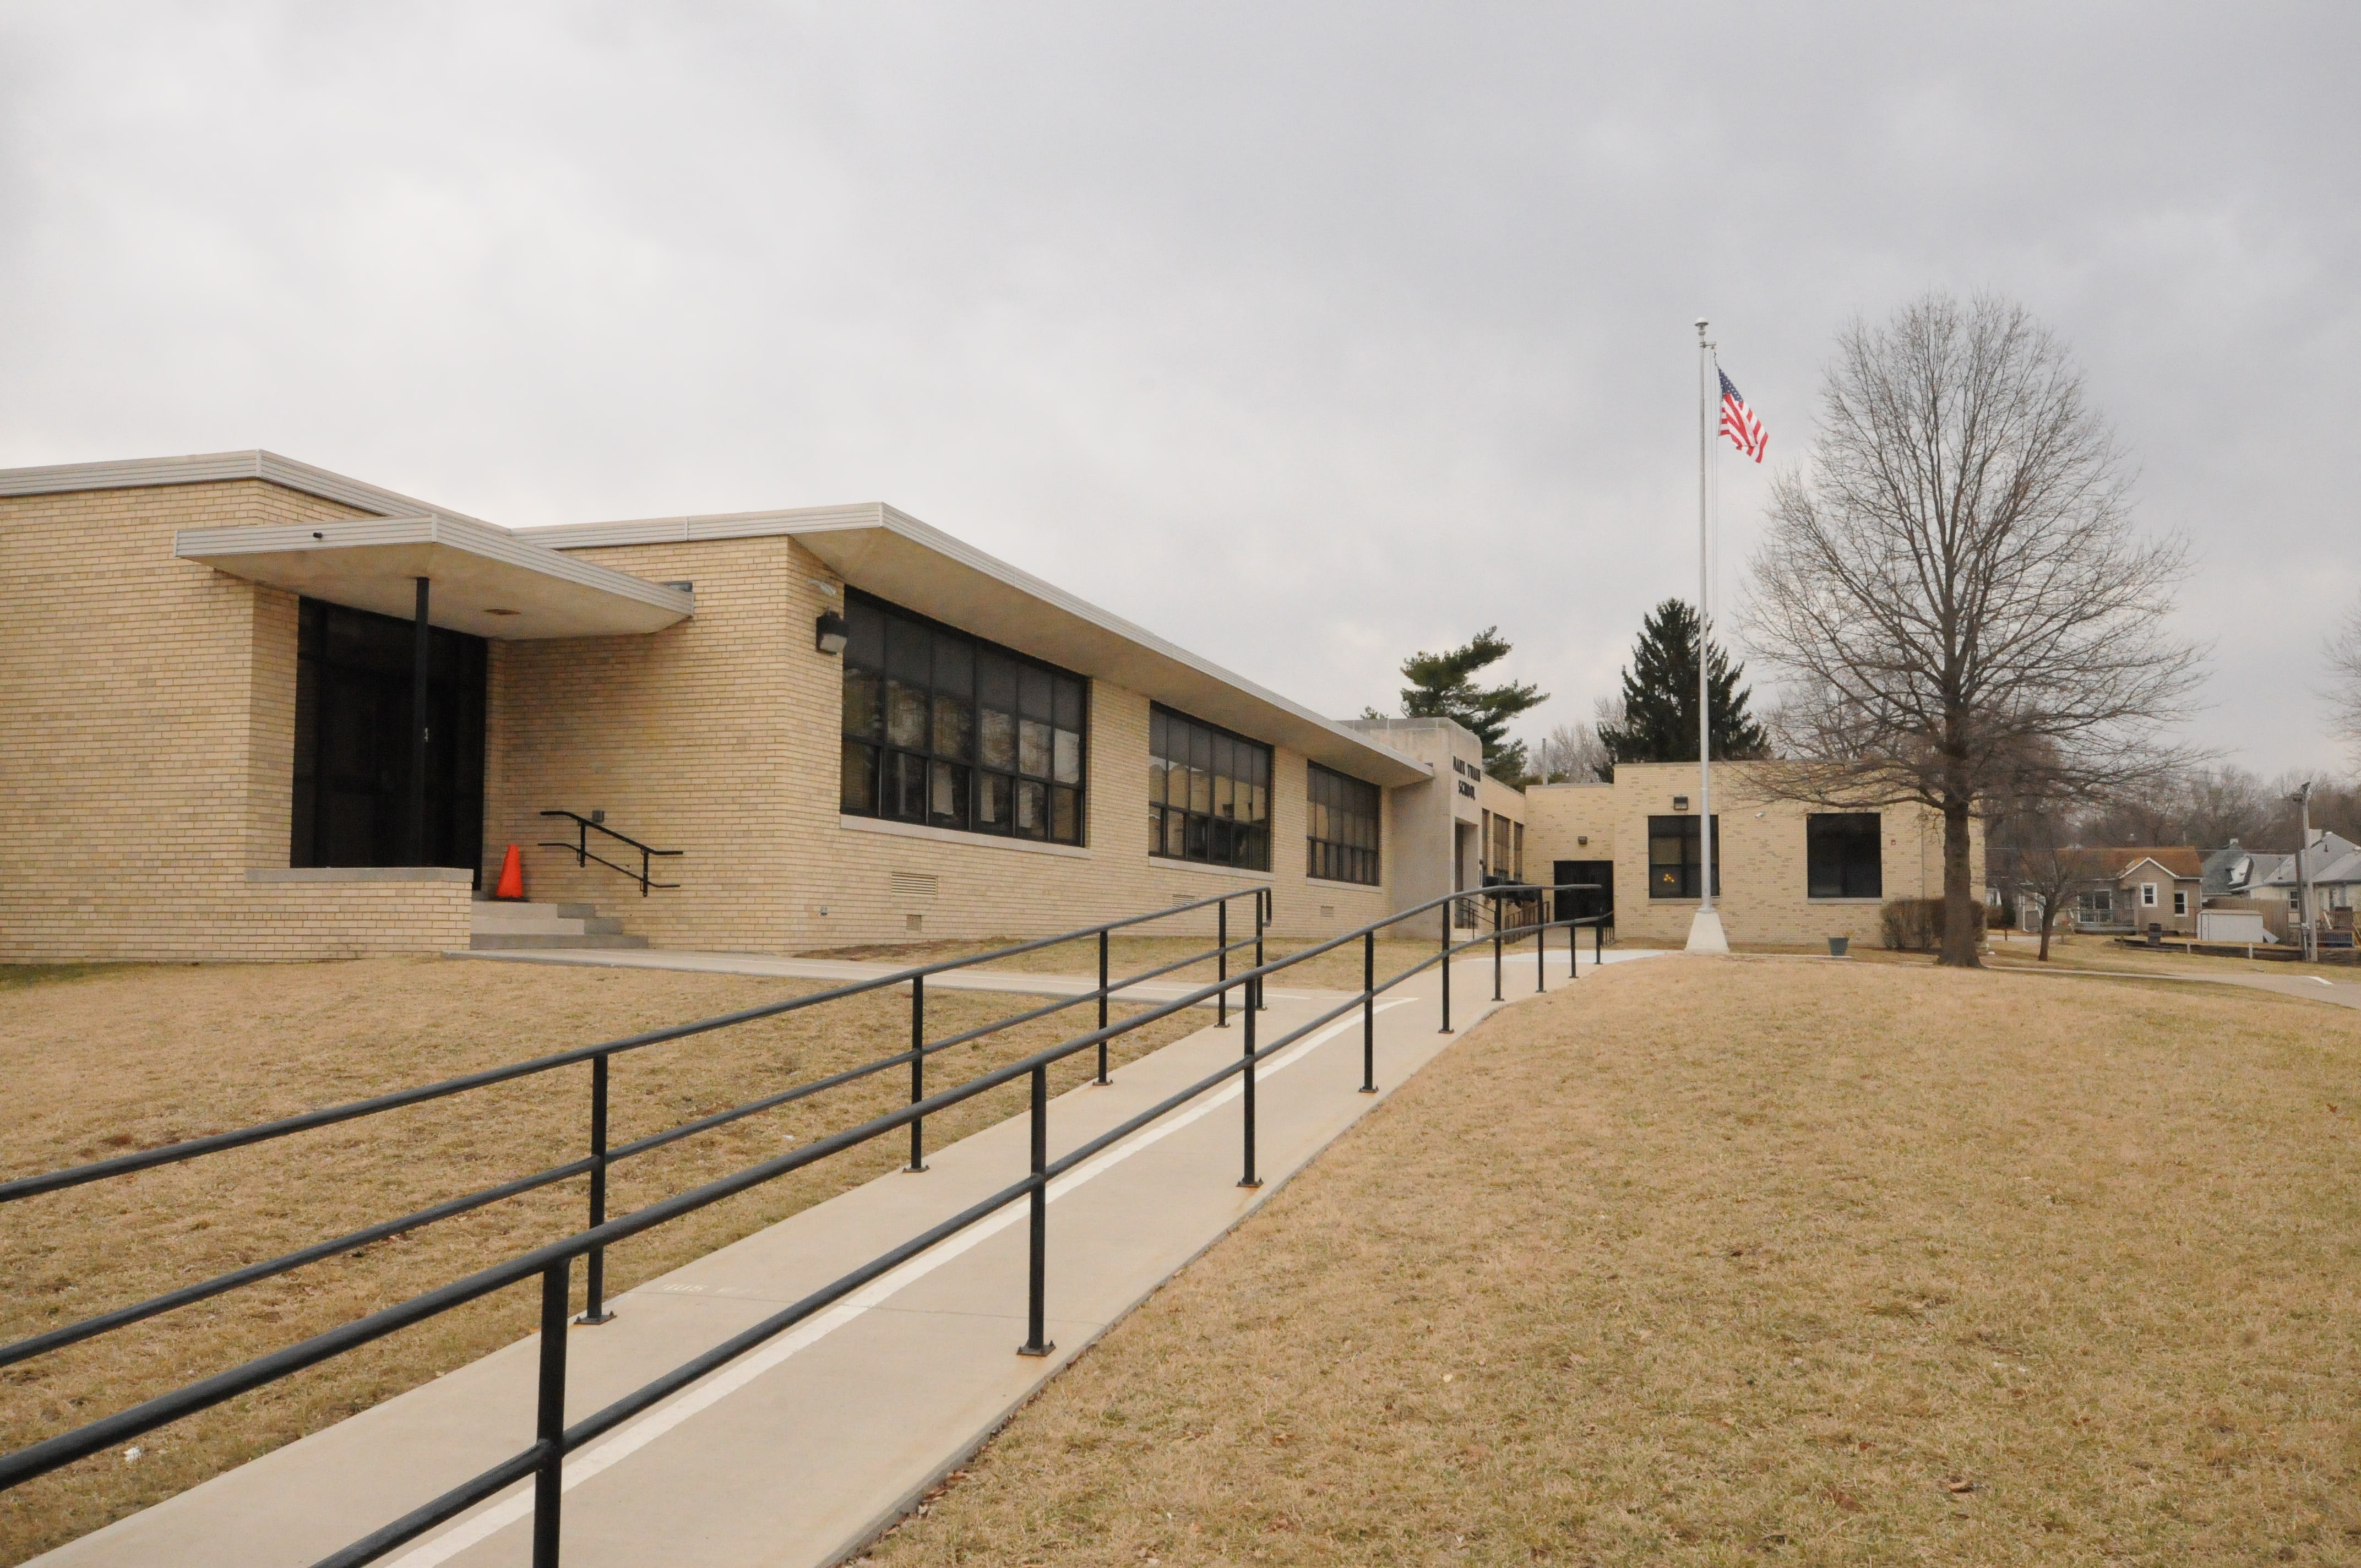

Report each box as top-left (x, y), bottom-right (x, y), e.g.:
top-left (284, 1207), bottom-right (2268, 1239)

top-left (1688, 320), bottom-right (1728, 954)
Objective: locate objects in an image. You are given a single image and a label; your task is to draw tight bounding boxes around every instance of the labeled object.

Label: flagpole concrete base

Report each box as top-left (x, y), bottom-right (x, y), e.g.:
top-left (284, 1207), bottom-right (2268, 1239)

top-left (1684, 908), bottom-right (1729, 954)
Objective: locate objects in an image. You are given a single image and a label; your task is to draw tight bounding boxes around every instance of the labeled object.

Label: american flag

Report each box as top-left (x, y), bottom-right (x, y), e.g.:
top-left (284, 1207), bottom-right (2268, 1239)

top-left (1719, 369), bottom-right (1767, 462)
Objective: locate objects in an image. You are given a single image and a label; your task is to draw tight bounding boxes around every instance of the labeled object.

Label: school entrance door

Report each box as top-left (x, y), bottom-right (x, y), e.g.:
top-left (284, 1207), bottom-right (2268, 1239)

top-left (290, 597), bottom-right (488, 876)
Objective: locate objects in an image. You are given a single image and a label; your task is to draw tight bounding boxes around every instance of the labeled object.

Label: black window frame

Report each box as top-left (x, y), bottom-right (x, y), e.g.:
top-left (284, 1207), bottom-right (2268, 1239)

top-left (1805, 812), bottom-right (1883, 900)
top-left (1306, 763), bottom-right (1381, 886)
top-left (1150, 705), bottom-right (1271, 872)
top-left (838, 589), bottom-right (1088, 846)
top-left (1646, 814), bottom-right (1720, 900)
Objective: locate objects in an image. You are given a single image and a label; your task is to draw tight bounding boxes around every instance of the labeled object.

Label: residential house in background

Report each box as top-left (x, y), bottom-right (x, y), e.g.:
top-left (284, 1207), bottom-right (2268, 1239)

top-left (2218, 831), bottom-right (2361, 947)
top-left (2061, 847), bottom-right (2204, 937)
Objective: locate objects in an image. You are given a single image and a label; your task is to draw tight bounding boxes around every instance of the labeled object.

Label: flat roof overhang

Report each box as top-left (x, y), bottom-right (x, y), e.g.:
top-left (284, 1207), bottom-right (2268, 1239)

top-left (528, 505), bottom-right (1431, 788)
top-left (175, 516), bottom-right (693, 639)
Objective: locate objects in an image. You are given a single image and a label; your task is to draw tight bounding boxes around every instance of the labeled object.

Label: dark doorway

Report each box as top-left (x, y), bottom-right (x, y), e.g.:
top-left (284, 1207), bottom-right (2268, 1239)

top-left (292, 598), bottom-right (487, 875)
top-left (1554, 859), bottom-right (1614, 925)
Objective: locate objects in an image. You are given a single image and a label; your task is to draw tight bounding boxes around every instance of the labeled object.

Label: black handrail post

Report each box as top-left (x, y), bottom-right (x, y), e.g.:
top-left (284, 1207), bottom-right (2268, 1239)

top-left (638, 845), bottom-right (651, 897)
top-left (1537, 912), bottom-right (1547, 993)
top-left (578, 1054), bottom-right (614, 1325)
top-left (1238, 994), bottom-right (1261, 1188)
top-left (1254, 888), bottom-right (1267, 1011)
top-left (531, 1259), bottom-right (570, 1568)
top-left (1492, 925), bottom-right (1502, 1001)
top-left (1018, 1064), bottom-right (1054, 1357)
top-left (906, 976), bottom-right (927, 1173)
top-left (1596, 921), bottom-right (1603, 972)
top-left (1095, 928), bottom-right (1111, 1085)
top-left (1216, 900), bottom-right (1230, 1029)
top-left (1439, 896), bottom-right (1454, 1034)
top-left (1359, 928), bottom-right (1377, 1094)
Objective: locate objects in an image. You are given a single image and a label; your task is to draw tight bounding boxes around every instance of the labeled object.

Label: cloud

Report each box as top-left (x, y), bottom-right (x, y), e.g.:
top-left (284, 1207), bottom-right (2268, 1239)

top-left (2, 2), bottom-right (2354, 770)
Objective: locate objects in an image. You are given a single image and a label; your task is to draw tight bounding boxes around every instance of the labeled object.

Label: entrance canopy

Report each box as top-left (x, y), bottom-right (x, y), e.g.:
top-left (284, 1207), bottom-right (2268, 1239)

top-left (174, 515), bottom-right (692, 640)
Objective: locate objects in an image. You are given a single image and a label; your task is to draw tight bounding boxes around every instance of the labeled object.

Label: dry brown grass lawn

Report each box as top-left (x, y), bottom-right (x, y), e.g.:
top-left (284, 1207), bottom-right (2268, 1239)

top-left (867, 958), bottom-right (2361, 1567)
top-left (0, 956), bottom-right (1197, 1565)
top-left (802, 934), bottom-right (1451, 994)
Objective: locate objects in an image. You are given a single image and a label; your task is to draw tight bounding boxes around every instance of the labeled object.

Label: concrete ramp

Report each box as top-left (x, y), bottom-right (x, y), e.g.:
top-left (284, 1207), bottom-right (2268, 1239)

top-left (35, 949), bottom-right (1655, 1568)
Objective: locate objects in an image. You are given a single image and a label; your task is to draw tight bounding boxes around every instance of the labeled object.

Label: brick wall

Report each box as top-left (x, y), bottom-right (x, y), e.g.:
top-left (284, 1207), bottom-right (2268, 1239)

top-left (483, 535), bottom-right (1396, 947)
top-left (1524, 762), bottom-right (1983, 948)
top-left (0, 481), bottom-right (474, 961)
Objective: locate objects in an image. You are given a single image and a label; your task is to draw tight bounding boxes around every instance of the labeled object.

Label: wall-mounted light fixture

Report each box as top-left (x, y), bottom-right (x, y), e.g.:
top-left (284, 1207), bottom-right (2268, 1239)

top-left (1577, 835), bottom-right (1589, 846)
top-left (815, 610), bottom-right (850, 655)
top-left (1672, 795), bottom-right (1690, 811)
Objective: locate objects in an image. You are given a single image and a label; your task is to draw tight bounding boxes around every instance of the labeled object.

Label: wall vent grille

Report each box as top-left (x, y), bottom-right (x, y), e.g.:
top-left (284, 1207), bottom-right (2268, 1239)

top-left (890, 871), bottom-right (939, 899)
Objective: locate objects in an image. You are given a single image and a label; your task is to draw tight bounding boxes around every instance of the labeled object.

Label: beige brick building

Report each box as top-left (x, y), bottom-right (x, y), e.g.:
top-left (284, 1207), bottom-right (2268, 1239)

top-left (0, 452), bottom-right (1499, 963)
top-left (1523, 761), bottom-right (1979, 948)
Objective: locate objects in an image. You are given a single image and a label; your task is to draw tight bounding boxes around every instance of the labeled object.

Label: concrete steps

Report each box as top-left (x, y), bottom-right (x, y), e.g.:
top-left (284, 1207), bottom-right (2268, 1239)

top-left (470, 899), bottom-right (648, 951)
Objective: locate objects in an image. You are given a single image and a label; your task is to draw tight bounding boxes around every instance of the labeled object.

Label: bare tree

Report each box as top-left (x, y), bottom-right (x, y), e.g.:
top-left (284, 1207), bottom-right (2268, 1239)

top-left (2081, 764), bottom-right (2271, 852)
top-left (2330, 601), bottom-right (2361, 754)
top-left (1535, 696), bottom-right (1623, 783)
top-left (1745, 292), bottom-right (2206, 967)
top-left (1986, 799), bottom-right (2092, 962)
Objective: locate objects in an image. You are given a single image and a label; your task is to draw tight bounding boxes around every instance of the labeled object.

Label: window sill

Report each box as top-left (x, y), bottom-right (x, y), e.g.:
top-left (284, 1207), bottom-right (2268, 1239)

top-left (1805, 896), bottom-right (1886, 905)
top-left (839, 814), bottom-right (1092, 859)
top-left (1151, 855), bottom-right (1275, 882)
top-left (1306, 875), bottom-right (1383, 892)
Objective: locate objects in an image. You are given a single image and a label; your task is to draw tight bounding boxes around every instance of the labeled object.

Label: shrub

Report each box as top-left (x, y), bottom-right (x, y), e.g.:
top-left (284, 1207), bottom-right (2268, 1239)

top-left (1881, 896), bottom-right (1988, 951)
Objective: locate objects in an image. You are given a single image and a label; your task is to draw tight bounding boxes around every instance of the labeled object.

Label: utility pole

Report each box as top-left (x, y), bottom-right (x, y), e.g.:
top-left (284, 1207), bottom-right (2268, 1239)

top-left (2291, 781), bottom-right (2315, 963)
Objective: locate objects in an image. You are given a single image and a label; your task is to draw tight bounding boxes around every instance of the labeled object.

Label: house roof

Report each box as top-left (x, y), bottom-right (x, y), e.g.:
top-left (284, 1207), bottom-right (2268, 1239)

top-left (2251, 831), bottom-right (2361, 888)
top-left (2065, 846), bottom-right (2204, 881)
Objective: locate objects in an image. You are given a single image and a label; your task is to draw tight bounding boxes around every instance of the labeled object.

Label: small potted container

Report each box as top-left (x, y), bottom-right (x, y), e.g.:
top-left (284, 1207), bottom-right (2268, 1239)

top-left (1827, 935), bottom-right (1851, 957)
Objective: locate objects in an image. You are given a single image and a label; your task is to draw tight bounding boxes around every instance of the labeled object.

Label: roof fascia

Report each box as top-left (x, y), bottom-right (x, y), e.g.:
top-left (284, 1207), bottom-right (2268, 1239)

top-left (0, 449), bottom-right (497, 530)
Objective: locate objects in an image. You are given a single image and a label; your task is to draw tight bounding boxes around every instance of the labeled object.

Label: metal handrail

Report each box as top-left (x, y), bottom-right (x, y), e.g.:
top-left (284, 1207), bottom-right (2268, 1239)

top-left (0, 881), bottom-right (1603, 1567)
top-left (537, 810), bottom-right (684, 896)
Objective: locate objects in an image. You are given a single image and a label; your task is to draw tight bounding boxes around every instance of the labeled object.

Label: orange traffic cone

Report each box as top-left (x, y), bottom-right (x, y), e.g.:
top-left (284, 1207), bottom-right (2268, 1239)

top-left (494, 844), bottom-right (525, 901)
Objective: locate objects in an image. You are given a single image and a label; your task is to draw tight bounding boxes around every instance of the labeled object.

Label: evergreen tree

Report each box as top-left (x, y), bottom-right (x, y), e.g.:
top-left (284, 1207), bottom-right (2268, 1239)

top-left (1595, 600), bottom-right (1767, 769)
top-left (1382, 627), bottom-right (1548, 782)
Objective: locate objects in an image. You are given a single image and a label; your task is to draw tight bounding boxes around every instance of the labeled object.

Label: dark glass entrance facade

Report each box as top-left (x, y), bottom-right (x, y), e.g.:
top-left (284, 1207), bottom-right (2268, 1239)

top-left (291, 598), bottom-right (487, 874)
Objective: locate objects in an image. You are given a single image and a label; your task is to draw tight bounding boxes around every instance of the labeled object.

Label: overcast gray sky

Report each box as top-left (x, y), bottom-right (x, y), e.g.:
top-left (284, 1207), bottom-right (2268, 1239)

top-left (4, 4), bottom-right (2354, 774)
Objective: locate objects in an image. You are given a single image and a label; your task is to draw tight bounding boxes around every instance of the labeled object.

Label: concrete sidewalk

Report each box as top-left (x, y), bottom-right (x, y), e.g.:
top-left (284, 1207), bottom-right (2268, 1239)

top-left (36, 946), bottom-right (1657, 1568)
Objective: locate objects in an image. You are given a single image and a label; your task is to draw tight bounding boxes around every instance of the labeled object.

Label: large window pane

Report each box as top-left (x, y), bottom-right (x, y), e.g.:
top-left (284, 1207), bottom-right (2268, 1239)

top-left (932, 695), bottom-right (973, 761)
top-left (841, 739), bottom-right (877, 814)
top-left (1807, 813), bottom-right (1882, 899)
top-left (1018, 718), bottom-right (1052, 777)
top-left (1647, 815), bottom-right (1720, 899)
top-left (1015, 779), bottom-right (1048, 838)
top-left (839, 591), bottom-right (1087, 843)
top-left (1149, 706), bottom-right (1275, 871)
top-left (979, 708), bottom-right (1016, 770)
top-left (1306, 763), bottom-right (1380, 885)
top-left (842, 668), bottom-right (882, 739)
top-left (885, 681), bottom-right (927, 749)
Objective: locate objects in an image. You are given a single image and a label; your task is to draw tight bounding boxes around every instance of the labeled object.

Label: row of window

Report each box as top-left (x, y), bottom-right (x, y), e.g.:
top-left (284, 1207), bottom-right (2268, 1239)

top-left (1647, 812), bottom-right (1886, 900)
top-left (841, 592), bottom-right (1383, 884)
top-left (840, 594), bottom-right (1089, 845)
